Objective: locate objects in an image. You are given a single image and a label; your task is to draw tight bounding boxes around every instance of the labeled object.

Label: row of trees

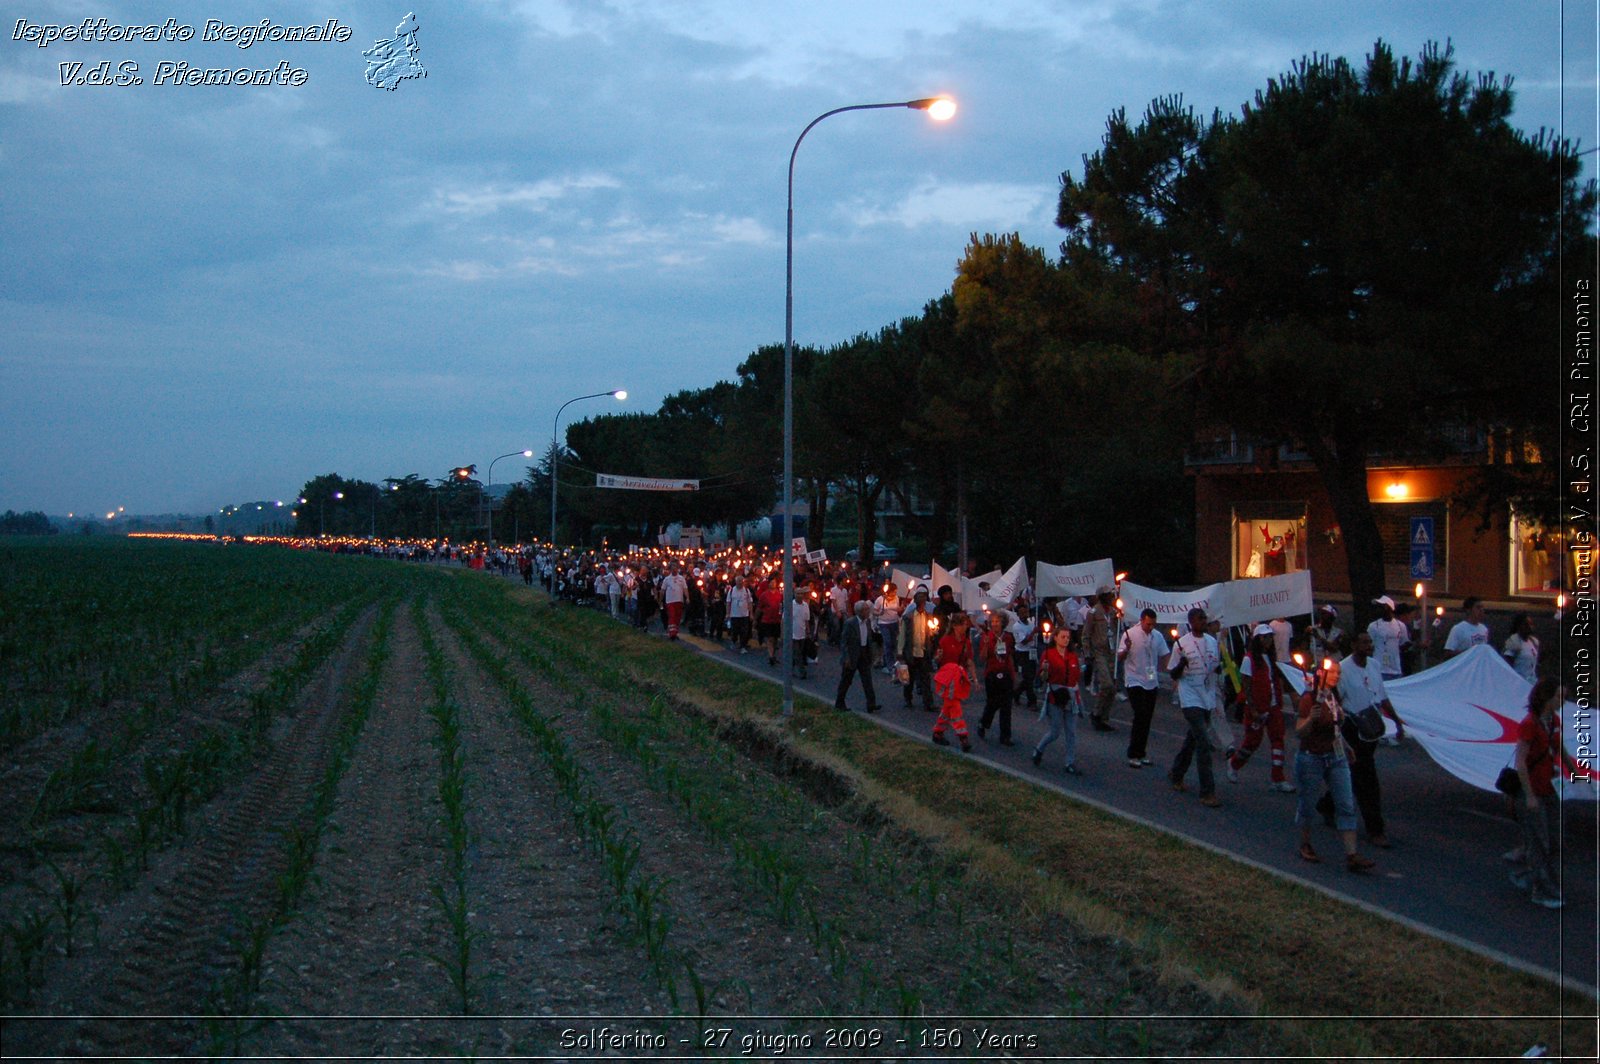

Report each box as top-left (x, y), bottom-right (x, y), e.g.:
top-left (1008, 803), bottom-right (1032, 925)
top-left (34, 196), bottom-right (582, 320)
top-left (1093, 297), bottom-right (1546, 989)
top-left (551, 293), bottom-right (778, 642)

top-left (290, 472), bottom-right (543, 543)
top-left (555, 41), bottom-right (1591, 609)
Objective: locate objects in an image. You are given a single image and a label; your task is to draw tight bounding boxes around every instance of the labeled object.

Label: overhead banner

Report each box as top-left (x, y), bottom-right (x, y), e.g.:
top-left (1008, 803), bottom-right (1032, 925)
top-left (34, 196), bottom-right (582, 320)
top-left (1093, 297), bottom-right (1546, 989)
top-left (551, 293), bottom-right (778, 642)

top-left (595, 474), bottom-right (699, 491)
top-left (1118, 580), bottom-right (1225, 627)
top-left (1035, 558), bottom-right (1116, 598)
top-left (1214, 570), bottom-right (1314, 628)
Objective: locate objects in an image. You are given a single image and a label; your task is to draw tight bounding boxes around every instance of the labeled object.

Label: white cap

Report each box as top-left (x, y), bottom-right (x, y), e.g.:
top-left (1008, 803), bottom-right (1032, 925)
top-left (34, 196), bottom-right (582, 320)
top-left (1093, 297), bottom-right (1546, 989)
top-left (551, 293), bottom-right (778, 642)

top-left (1373, 595), bottom-right (1396, 609)
top-left (1252, 624), bottom-right (1274, 637)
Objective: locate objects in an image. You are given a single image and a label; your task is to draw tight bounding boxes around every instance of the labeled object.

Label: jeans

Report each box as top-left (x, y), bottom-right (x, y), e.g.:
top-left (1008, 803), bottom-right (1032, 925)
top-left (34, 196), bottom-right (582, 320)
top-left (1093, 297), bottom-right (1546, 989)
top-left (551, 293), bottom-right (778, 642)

top-left (1035, 689), bottom-right (1079, 767)
top-left (878, 620), bottom-right (899, 668)
top-left (1295, 751), bottom-right (1357, 830)
top-left (1125, 685), bottom-right (1158, 760)
top-left (1517, 791), bottom-right (1562, 900)
top-left (1169, 705), bottom-right (1215, 796)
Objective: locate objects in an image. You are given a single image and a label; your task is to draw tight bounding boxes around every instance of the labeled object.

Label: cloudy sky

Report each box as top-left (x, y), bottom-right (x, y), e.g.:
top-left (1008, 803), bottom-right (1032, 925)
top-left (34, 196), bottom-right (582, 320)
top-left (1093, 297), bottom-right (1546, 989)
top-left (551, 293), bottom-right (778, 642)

top-left (2, 1), bottom-right (1594, 517)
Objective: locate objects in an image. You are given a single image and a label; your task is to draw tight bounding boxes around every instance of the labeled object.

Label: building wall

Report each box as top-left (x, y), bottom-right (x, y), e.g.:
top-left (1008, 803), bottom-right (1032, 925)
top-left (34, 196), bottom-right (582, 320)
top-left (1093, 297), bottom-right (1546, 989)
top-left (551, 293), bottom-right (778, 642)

top-left (1193, 464), bottom-right (1519, 601)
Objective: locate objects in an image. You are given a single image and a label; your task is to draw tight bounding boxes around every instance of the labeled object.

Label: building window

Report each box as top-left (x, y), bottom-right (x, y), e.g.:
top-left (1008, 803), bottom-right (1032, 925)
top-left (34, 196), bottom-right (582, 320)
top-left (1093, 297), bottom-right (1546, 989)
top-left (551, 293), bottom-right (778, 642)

top-left (1509, 512), bottom-right (1566, 597)
top-left (1232, 502), bottom-right (1307, 579)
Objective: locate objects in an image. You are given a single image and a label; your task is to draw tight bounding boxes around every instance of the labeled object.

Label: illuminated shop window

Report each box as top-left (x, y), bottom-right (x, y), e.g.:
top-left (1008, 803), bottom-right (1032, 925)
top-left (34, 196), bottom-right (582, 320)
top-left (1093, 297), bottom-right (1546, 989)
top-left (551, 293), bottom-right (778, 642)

top-left (1232, 503), bottom-right (1307, 579)
top-left (1509, 511), bottom-right (1567, 597)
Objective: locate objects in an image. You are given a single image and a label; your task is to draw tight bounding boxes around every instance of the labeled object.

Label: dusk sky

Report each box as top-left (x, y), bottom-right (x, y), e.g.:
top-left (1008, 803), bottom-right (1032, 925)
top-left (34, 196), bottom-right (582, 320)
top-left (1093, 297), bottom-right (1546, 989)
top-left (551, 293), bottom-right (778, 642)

top-left (2, 1), bottom-right (1594, 518)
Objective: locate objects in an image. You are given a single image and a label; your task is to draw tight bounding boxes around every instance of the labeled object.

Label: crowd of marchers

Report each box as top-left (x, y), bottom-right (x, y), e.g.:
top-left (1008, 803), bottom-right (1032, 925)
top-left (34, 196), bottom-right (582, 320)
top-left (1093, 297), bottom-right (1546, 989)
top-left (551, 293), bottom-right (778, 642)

top-left (520, 541), bottom-right (1569, 911)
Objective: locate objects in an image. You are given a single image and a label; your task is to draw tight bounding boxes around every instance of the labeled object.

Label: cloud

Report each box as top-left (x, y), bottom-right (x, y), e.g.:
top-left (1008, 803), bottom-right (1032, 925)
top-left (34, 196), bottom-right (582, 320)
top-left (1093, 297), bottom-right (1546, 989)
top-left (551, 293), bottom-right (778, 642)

top-left (847, 179), bottom-right (1052, 231)
top-left (428, 174), bottom-right (623, 216)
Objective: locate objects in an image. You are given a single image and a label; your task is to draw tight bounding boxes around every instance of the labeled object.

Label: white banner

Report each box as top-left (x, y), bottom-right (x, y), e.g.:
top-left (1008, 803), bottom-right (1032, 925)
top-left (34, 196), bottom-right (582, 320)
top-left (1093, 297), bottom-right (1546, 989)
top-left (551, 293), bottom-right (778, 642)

top-left (891, 568), bottom-right (924, 597)
top-left (977, 557), bottom-right (1029, 608)
top-left (596, 474), bottom-right (699, 491)
top-left (1213, 570), bottom-right (1314, 628)
top-left (1035, 557), bottom-right (1116, 598)
top-left (1118, 581), bottom-right (1226, 627)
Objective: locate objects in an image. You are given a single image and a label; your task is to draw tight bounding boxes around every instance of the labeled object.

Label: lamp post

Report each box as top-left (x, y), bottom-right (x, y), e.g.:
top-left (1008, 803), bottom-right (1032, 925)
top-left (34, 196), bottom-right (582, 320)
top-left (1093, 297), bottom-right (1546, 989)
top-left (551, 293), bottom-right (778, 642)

top-left (487, 448), bottom-right (534, 548)
top-left (550, 390), bottom-right (627, 545)
top-left (780, 95), bottom-right (955, 719)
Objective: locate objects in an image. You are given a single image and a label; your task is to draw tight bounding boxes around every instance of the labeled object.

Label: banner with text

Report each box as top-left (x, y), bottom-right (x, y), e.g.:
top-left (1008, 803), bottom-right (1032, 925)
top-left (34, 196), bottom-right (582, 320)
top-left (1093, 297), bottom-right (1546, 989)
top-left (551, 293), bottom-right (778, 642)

top-left (1118, 581), bottom-right (1226, 627)
top-left (1214, 570), bottom-right (1314, 628)
top-left (1035, 558), bottom-right (1116, 599)
top-left (595, 474), bottom-right (699, 491)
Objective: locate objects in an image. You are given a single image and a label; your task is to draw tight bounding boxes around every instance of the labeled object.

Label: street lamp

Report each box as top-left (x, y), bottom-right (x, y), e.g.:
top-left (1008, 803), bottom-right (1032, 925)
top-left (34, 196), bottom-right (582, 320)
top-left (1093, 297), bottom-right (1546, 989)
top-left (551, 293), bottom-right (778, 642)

top-left (780, 95), bottom-right (955, 719)
top-left (550, 390), bottom-right (627, 545)
top-left (487, 448), bottom-right (534, 548)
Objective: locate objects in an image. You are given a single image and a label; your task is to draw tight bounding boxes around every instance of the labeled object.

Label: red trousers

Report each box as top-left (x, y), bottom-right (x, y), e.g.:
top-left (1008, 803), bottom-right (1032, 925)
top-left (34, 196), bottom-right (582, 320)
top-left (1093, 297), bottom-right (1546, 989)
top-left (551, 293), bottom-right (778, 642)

top-left (1229, 705), bottom-right (1286, 782)
top-left (665, 601), bottom-right (684, 638)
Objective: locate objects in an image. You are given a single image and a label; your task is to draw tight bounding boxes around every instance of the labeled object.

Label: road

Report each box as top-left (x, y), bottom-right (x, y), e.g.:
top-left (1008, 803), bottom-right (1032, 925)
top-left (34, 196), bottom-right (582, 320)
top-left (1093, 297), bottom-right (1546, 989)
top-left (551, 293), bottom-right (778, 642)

top-left (654, 621), bottom-right (1598, 995)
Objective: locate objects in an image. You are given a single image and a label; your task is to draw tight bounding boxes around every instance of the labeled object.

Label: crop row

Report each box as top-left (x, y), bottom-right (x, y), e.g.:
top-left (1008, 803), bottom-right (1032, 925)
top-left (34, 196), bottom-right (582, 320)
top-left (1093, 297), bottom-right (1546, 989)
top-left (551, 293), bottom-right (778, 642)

top-left (0, 539), bottom-right (398, 751)
top-left (203, 596), bottom-right (398, 1054)
top-left (0, 596), bottom-right (376, 1010)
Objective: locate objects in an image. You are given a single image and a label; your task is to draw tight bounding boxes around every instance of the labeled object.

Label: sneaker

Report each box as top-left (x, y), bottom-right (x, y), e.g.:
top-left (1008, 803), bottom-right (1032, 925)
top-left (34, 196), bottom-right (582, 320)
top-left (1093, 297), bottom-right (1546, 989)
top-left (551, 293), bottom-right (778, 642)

top-left (1031, 749), bottom-right (1043, 767)
top-left (1128, 758), bottom-right (1143, 768)
top-left (1225, 763), bottom-right (1239, 784)
top-left (1064, 764), bottom-right (1081, 775)
top-left (931, 733), bottom-right (950, 746)
top-left (1140, 757), bottom-right (1153, 766)
top-left (1532, 894), bottom-right (1565, 910)
top-left (1271, 781), bottom-right (1297, 793)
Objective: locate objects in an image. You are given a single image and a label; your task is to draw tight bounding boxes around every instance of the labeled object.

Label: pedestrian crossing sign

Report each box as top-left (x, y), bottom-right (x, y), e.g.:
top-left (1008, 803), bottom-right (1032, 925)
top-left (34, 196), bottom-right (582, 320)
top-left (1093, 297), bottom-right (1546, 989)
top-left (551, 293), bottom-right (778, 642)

top-left (1409, 517), bottom-right (1435, 579)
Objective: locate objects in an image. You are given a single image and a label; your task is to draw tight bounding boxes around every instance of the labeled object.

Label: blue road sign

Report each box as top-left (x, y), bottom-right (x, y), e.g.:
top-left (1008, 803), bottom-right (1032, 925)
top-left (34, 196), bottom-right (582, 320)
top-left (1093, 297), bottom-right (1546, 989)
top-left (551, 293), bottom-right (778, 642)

top-left (1409, 517), bottom-right (1435, 580)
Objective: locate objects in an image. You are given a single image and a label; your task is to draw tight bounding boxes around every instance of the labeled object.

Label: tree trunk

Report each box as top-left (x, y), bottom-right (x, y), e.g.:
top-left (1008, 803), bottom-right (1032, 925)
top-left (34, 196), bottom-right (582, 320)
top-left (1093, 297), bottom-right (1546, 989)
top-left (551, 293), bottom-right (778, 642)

top-left (1307, 434), bottom-right (1387, 631)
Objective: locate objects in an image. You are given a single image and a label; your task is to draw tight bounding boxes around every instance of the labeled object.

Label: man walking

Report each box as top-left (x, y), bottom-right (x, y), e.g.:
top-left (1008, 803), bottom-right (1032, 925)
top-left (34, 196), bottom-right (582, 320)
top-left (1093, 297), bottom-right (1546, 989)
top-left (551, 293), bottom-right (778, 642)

top-left (1328, 631), bottom-right (1407, 847)
top-left (835, 600), bottom-right (879, 713)
top-left (1118, 608), bottom-right (1167, 767)
top-left (1168, 607), bottom-right (1223, 807)
top-left (898, 585), bottom-right (939, 712)
top-left (1082, 590), bottom-right (1119, 731)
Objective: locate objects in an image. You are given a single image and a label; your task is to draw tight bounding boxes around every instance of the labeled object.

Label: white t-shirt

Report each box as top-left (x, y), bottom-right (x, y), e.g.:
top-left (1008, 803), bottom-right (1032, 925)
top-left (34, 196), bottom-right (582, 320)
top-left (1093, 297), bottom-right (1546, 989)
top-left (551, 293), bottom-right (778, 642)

top-left (873, 595), bottom-right (903, 624)
top-left (1007, 617), bottom-right (1037, 656)
top-left (1503, 633), bottom-right (1539, 683)
top-left (1119, 625), bottom-right (1170, 691)
top-left (1367, 618), bottom-right (1409, 677)
top-left (1167, 632), bottom-right (1220, 709)
top-left (1337, 653), bottom-right (1389, 715)
top-left (1444, 620), bottom-right (1490, 655)
top-left (791, 598), bottom-right (812, 638)
top-left (1269, 619), bottom-right (1294, 663)
top-left (661, 573), bottom-right (688, 605)
top-left (726, 585), bottom-right (752, 619)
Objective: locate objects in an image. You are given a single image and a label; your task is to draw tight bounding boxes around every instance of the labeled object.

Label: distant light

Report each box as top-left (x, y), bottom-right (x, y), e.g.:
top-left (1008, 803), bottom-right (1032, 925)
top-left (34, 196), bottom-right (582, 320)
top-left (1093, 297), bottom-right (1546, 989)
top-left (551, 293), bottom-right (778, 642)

top-left (1414, 583), bottom-right (1424, 599)
top-left (334, 491), bottom-right (344, 499)
top-left (1384, 482), bottom-right (1408, 499)
top-left (522, 449), bottom-right (534, 457)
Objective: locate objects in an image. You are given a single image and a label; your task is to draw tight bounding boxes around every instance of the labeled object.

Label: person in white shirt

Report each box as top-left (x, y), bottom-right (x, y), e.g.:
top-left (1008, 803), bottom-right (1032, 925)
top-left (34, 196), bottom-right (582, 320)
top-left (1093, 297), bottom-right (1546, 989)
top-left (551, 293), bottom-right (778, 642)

top-left (873, 583), bottom-right (904, 672)
top-left (1502, 613), bottom-right (1540, 683)
top-left (1306, 604), bottom-right (1345, 663)
top-left (1268, 617), bottom-right (1294, 664)
top-left (726, 574), bottom-right (754, 653)
top-left (1443, 597), bottom-right (1491, 660)
top-left (1365, 595), bottom-right (1409, 681)
top-left (1333, 632), bottom-right (1407, 848)
top-left (660, 564), bottom-right (689, 640)
top-left (1166, 608), bottom-right (1222, 805)
top-left (790, 587), bottom-right (813, 679)
top-left (1117, 609), bottom-right (1168, 768)
top-left (1007, 604), bottom-right (1039, 709)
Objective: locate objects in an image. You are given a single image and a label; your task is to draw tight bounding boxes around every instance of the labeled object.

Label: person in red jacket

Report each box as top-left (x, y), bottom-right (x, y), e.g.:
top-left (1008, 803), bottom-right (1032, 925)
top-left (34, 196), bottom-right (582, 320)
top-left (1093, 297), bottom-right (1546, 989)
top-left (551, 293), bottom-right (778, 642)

top-left (1032, 626), bottom-right (1083, 775)
top-left (932, 613), bottom-right (975, 751)
top-left (756, 578), bottom-right (785, 666)
top-left (977, 611), bottom-right (1017, 745)
top-left (1227, 625), bottom-right (1293, 791)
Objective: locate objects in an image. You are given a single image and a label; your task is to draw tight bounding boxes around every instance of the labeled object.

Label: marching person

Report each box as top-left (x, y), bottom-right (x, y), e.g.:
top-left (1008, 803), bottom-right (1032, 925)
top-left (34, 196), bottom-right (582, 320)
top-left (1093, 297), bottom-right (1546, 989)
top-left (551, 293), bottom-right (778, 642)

top-left (834, 600), bottom-right (880, 713)
top-left (1306, 604), bottom-right (1344, 662)
top-left (1008, 603), bottom-right (1039, 710)
top-left (1082, 589), bottom-right (1120, 731)
top-left (1502, 612), bottom-right (1541, 683)
top-left (1117, 608), bottom-right (1167, 768)
top-left (1167, 607), bottom-right (1222, 807)
top-left (931, 612), bottom-right (975, 751)
top-left (898, 585), bottom-right (940, 713)
top-left (874, 580), bottom-right (904, 673)
top-left (1294, 658), bottom-right (1376, 873)
top-left (1227, 624), bottom-right (1294, 791)
top-left (1443, 596), bottom-right (1491, 660)
top-left (1326, 631), bottom-right (1407, 847)
top-left (1366, 595), bottom-right (1409, 682)
top-left (660, 563), bottom-right (688, 640)
top-left (1509, 678), bottom-right (1568, 909)
top-left (977, 610), bottom-right (1017, 745)
top-left (1032, 625), bottom-right (1083, 775)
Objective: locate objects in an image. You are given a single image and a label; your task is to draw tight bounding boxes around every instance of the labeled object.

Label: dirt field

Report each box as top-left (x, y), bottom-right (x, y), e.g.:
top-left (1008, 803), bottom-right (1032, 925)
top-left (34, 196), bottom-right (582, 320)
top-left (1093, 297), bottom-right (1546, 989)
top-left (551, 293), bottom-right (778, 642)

top-left (0, 543), bottom-right (1280, 1059)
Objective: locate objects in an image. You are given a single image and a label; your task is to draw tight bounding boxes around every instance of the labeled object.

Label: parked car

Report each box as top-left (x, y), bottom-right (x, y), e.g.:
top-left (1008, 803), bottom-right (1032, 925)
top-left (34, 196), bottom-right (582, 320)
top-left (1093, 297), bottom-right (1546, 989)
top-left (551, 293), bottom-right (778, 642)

top-left (845, 541), bottom-right (898, 562)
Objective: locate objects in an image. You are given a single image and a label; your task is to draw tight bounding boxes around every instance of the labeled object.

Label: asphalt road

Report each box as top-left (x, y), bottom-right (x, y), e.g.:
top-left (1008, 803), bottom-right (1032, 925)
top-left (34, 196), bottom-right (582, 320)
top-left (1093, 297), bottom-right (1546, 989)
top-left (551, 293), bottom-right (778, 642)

top-left (655, 622), bottom-right (1598, 995)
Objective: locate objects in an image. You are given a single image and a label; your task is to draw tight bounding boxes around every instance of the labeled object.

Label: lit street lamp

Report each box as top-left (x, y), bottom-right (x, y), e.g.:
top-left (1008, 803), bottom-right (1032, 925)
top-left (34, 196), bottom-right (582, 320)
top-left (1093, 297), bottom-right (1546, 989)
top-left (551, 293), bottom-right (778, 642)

top-left (780, 95), bottom-right (955, 718)
top-left (487, 448), bottom-right (534, 548)
top-left (550, 390), bottom-right (627, 544)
